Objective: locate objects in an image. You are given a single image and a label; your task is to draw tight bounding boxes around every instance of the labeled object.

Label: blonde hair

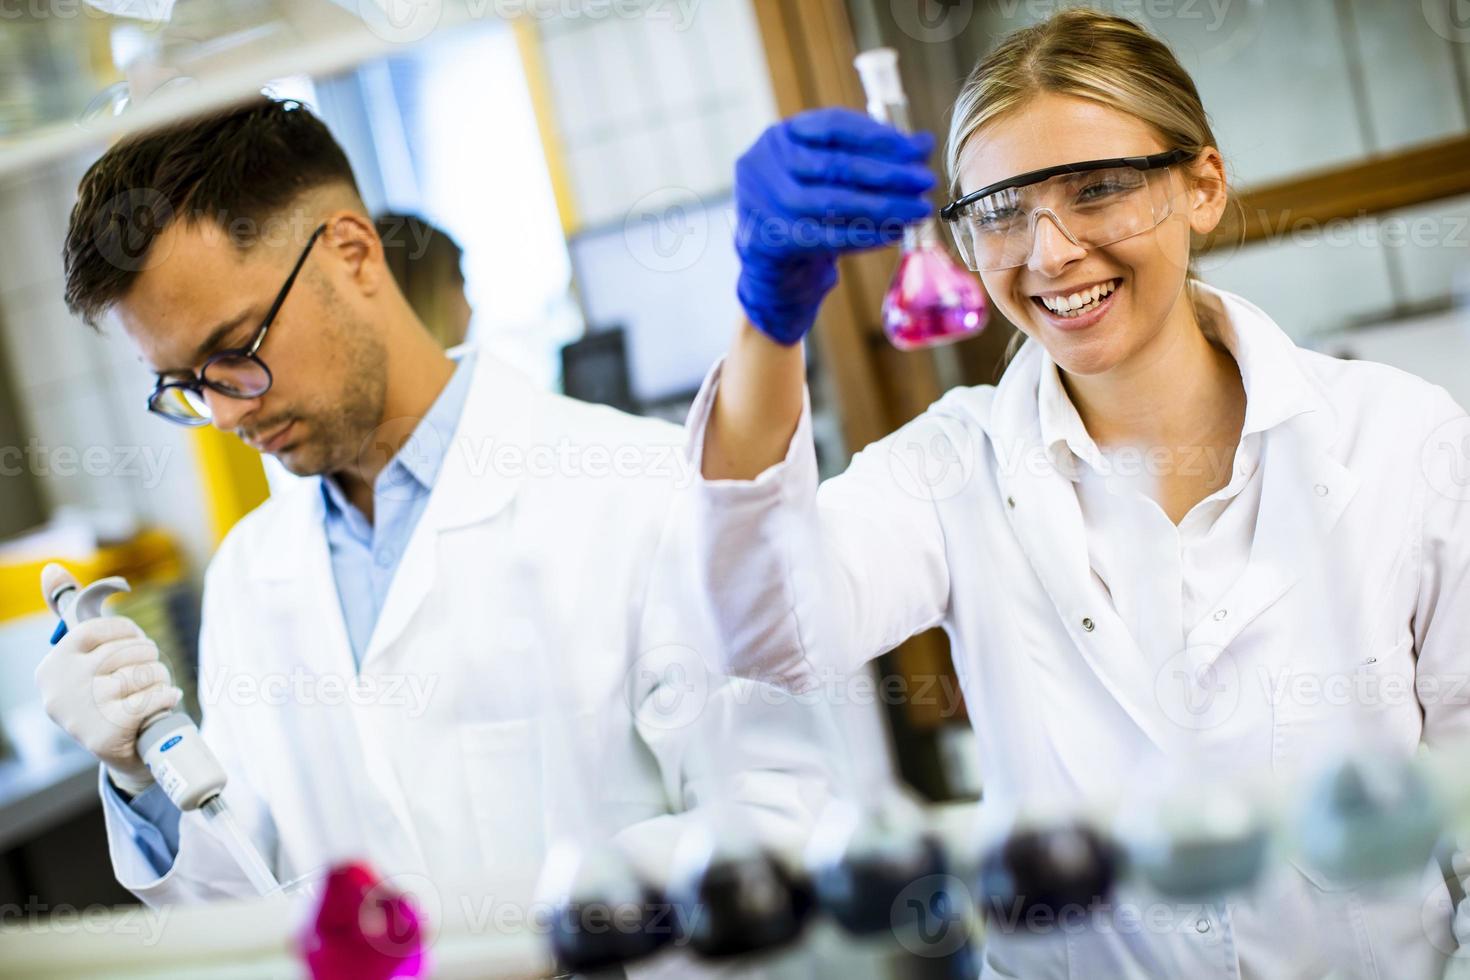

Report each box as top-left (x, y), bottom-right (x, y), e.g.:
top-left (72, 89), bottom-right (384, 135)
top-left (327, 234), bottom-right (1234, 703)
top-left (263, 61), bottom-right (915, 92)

top-left (946, 8), bottom-right (1230, 356)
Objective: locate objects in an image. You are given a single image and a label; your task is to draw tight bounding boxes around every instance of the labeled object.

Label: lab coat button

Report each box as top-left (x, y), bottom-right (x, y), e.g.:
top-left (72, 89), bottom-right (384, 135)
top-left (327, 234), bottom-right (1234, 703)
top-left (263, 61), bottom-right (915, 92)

top-left (1314, 484), bottom-right (1329, 496)
top-left (1006, 496), bottom-right (1016, 509)
top-left (1081, 617), bottom-right (1095, 632)
top-left (1213, 609), bottom-right (1227, 621)
top-left (1196, 918), bottom-right (1211, 934)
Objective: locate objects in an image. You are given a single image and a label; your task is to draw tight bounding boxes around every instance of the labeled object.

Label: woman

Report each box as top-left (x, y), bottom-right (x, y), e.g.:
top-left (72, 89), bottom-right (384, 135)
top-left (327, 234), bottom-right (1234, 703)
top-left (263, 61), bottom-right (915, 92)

top-left (689, 9), bottom-right (1470, 978)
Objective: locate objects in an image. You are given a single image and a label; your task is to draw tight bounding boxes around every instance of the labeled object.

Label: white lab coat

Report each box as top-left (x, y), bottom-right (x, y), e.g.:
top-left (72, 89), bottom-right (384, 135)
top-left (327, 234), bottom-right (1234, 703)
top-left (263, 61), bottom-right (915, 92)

top-left (100, 352), bottom-right (835, 950)
top-left (687, 282), bottom-right (1470, 979)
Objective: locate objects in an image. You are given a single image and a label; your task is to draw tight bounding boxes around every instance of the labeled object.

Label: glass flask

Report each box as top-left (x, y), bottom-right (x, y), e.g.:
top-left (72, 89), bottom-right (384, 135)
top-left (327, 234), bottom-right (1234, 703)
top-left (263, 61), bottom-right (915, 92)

top-left (854, 48), bottom-right (988, 351)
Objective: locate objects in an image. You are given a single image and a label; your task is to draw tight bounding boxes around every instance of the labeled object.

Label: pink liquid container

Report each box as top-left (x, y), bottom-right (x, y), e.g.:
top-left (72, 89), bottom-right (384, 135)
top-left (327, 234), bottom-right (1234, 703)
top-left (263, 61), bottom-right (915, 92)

top-left (883, 240), bottom-right (988, 351)
top-left (856, 47), bottom-right (989, 350)
top-left (298, 862), bottom-right (426, 980)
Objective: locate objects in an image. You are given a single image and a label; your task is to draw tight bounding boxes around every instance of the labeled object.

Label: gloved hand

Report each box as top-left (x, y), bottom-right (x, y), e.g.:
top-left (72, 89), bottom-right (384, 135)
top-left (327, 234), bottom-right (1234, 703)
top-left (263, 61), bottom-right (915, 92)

top-left (734, 107), bottom-right (936, 345)
top-left (35, 565), bottom-right (182, 796)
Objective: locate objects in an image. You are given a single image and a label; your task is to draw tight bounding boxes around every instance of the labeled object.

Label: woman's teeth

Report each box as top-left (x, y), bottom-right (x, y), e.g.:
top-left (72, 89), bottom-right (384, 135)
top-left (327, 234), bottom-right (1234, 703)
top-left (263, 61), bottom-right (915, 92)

top-left (1038, 279), bottom-right (1119, 317)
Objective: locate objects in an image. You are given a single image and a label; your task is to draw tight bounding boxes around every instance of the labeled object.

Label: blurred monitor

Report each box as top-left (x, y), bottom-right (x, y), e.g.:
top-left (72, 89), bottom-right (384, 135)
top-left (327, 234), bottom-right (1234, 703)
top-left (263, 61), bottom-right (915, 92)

top-left (560, 327), bottom-right (638, 414)
top-left (568, 194), bottom-right (739, 405)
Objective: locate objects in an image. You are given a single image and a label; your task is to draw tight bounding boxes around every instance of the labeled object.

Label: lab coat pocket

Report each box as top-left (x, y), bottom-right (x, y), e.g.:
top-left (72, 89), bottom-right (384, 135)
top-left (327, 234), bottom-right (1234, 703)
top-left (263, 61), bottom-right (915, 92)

top-left (459, 719), bottom-right (546, 885)
top-left (1277, 635), bottom-right (1418, 894)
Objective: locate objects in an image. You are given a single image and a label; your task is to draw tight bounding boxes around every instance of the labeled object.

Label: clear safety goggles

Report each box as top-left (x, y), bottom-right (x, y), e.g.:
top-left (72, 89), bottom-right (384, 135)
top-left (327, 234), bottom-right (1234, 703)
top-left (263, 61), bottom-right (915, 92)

top-left (939, 149), bottom-right (1193, 272)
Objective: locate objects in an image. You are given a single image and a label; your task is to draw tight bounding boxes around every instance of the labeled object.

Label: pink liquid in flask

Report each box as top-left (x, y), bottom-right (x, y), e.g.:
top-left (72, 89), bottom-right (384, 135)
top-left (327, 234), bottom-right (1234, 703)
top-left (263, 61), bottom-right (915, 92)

top-left (882, 240), bottom-right (988, 351)
top-left (298, 862), bottom-right (426, 980)
top-left (856, 47), bottom-right (989, 351)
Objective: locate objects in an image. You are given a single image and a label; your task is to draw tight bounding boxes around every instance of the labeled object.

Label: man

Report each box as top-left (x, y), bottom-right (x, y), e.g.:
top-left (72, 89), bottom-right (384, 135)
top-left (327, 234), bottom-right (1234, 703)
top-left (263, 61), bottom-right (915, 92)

top-left (39, 98), bottom-right (831, 937)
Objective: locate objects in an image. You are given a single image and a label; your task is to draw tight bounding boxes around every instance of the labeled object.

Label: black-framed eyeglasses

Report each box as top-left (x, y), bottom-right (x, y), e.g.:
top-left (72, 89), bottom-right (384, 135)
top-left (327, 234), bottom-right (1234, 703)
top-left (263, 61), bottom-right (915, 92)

top-left (147, 223), bottom-right (327, 426)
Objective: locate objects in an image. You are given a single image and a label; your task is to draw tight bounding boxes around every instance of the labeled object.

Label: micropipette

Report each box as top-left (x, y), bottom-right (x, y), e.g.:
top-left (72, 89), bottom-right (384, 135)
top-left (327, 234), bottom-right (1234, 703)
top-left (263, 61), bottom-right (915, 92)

top-left (48, 573), bottom-right (280, 897)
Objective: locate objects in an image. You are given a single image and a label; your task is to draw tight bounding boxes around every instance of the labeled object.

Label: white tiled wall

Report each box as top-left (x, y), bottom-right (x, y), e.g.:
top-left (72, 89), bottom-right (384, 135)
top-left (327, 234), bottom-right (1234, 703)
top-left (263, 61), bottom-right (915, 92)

top-left (1344, 0), bottom-right (1468, 153)
top-left (1201, 191), bottom-right (1470, 343)
top-left (1200, 212), bottom-right (1398, 342)
top-left (1382, 193), bottom-right (1470, 309)
top-left (539, 0), bottom-right (777, 230)
top-left (0, 161), bottom-right (214, 577)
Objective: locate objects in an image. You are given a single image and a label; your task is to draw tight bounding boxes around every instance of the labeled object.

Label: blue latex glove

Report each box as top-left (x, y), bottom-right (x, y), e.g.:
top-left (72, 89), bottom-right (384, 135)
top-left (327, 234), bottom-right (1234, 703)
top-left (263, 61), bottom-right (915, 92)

top-left (734, 108), bottom-right (936, 345)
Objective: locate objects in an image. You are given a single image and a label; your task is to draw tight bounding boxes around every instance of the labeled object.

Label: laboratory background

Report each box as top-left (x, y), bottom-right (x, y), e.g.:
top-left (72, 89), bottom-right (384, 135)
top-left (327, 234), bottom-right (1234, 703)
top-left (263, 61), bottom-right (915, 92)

top-left (0, 1), bottom-right (1468, 977)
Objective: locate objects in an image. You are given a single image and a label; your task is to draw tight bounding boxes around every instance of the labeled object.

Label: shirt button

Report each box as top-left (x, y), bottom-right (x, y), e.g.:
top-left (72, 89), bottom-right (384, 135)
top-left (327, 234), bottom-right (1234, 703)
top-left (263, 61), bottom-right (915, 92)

top-left (1081, 617), bottom-right (1095, 632)
top-left (375, 548), bottom-right (395, 567)
top-left (1196, 918), bottom-right (1211, 934)
top-left (1213, 609), bottom-right (1227, 621)
top-left (1314, 484), bottom-right (1329, 496)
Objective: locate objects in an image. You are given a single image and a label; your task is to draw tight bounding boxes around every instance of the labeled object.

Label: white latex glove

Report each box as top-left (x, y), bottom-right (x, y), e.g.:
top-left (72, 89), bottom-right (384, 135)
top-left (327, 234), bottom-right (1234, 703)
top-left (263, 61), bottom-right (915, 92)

top-left (35, 565), bottom-right (182, 796)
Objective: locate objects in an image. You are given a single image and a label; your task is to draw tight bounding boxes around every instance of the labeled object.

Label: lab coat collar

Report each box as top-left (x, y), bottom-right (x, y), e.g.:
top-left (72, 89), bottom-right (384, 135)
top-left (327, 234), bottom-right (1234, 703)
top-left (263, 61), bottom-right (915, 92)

top-left (1031, 281), bottom-right (1335, 480)
top-left (356, 349), bottom-right (536, 667)
top-left (246, 349), bottom-right (530, 586)
top-left (975, 282), bottom-right (1357, 753)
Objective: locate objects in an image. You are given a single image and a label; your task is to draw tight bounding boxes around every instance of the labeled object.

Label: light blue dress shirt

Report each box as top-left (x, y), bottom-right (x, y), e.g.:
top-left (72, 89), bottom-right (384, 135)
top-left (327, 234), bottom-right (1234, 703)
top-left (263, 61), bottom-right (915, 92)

top-left (100, 355), bottom-right (476, 875)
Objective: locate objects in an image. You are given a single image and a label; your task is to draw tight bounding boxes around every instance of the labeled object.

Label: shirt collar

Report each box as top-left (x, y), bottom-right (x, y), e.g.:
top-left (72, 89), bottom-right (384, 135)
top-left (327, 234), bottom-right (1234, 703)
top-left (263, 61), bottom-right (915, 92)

top-left (1034, 283), bottom-right (1323, 480)
top-left (1036, 357), bottom-right (1096, 480)
top-left (320, 353), bottom-right (477, 517)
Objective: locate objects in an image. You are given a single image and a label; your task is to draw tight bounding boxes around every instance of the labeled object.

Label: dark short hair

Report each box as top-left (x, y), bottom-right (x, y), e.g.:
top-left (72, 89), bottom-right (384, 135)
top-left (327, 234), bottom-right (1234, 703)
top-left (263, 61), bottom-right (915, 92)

top-left (63, 97), bottom-right (361, 328)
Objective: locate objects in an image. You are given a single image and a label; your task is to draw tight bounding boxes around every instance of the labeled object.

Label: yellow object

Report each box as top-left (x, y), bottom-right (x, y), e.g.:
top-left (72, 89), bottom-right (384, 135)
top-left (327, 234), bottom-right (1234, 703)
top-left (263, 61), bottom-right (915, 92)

top-left (191, 426), bottom-right (270, 547)
top-left (0, 527), bottom-right (183, 624)
top-left (514, 17), bottom-right (580, 237)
